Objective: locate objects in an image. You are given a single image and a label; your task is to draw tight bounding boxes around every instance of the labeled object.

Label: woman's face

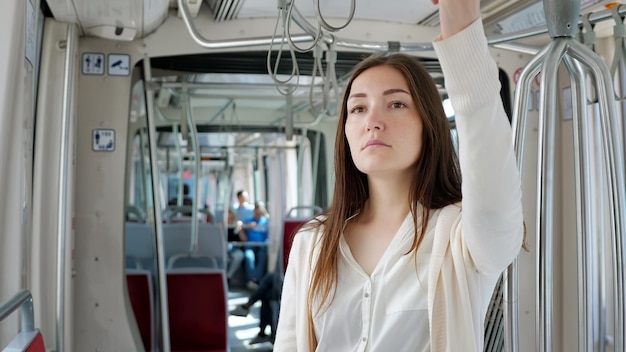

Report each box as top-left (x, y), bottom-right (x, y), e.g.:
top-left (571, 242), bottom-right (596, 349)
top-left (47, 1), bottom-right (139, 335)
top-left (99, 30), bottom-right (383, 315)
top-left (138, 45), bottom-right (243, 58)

top-left (344, 65), bottom-right (423, 177)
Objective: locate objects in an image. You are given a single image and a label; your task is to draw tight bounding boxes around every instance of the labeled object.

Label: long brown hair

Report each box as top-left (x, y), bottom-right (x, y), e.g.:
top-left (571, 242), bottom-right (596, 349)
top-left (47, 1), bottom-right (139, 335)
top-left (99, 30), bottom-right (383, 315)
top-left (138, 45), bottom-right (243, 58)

top-left (304, 53), bottom-right (463, 350)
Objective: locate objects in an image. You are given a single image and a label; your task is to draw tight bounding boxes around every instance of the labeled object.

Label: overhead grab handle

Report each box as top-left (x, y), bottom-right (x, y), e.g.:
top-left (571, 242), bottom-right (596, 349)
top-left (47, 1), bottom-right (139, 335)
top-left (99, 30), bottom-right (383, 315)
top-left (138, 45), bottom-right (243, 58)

top-left (610, 5), bottom-right (626, 100)
top-left (314, 0), bottom-right (356, 32)
top-left (578, 14), bottom-right (599, 104)
top-left (267, 0), bottom-right (301, 95)
top-left (580, 13), bottom-right (596, 50)
top-left (308, 44), bottom-right (340, 117)
top-left (308, 44), bottom-right (328, 116)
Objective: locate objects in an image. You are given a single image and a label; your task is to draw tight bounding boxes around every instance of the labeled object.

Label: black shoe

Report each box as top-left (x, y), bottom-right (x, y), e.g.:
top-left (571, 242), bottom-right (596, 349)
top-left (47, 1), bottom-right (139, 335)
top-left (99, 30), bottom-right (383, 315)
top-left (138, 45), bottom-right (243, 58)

top-left (249, 333), bottom-right (272, 345)
top-left (230, 304), bottom-right (249, 317)
top-left (246, 280), bottom-right (259, 290)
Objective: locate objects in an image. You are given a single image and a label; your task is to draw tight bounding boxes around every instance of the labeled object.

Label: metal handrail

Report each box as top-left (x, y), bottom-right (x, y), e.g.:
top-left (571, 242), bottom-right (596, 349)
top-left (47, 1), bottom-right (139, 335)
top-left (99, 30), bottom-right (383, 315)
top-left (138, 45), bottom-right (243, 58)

top-left (508, 0), bottom-right (626, 350)
top-left (56, 22), bottom-right (77, 352)
top-left (143, 57), bottom-right (172, 352)
top-left (0, 290), bottom-right (35, 334)
top-left (286, 205), bottom-right (323, 218)
top-left (177, 0), bottom-right (626, 53)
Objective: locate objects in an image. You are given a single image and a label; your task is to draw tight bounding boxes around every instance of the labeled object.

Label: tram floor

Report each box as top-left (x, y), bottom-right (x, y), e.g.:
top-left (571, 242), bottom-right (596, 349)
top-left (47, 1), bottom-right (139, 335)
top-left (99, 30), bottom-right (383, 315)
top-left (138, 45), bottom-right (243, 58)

top-left (228, 288), bottom-right (274, 352)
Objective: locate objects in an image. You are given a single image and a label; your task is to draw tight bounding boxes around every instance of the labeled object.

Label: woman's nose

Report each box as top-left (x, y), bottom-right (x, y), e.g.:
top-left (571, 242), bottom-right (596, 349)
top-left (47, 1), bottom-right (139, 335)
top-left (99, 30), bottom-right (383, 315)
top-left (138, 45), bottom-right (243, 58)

top-left (365, 110), bottom-right (383, 131)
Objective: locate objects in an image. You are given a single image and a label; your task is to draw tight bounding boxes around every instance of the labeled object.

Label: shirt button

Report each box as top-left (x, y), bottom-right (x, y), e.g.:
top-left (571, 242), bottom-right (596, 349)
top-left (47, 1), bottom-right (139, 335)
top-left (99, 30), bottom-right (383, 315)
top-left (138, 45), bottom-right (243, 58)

top-left (364, 293), bottom-right (369, 298)
top-left (362, 337), bottom-right (367, 342)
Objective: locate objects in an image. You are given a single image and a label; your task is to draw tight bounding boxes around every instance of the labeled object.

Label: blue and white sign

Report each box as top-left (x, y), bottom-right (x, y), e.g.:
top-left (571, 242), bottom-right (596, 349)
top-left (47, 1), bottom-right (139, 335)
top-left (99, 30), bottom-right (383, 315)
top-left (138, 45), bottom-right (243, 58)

top-left (108, 54), bottom-right (131, 76)
top-left (92, 129), bottom-right (115, 152)
top-left (82, 53), bottom-right (105, 75)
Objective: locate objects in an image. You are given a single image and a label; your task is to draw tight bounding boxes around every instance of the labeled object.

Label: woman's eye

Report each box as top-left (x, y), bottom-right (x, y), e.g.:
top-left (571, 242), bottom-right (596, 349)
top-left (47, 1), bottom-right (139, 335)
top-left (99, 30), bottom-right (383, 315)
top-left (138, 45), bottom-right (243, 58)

top-left (390, 101), bottom-right (406, 109)
top-left (349, 106), bottom-right (365, 114)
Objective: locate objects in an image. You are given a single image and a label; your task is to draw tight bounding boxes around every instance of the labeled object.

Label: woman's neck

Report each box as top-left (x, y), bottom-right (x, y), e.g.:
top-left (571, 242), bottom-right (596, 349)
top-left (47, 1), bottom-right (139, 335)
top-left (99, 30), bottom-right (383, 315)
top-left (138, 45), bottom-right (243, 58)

top-left (360, 177), bottom-right (412, 222)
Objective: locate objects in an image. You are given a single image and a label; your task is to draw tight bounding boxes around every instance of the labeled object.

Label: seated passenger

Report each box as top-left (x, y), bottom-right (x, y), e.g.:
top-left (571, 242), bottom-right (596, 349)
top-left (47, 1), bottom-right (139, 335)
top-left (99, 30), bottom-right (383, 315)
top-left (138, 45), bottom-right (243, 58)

top-left (168, 184), bottom-right (193, 217)
top-left (240, 202), bottom-right (269, 288)
top-left (226, 208), bottom-right (245, 284)
top-left (234, 189), bottom-right (254, 221)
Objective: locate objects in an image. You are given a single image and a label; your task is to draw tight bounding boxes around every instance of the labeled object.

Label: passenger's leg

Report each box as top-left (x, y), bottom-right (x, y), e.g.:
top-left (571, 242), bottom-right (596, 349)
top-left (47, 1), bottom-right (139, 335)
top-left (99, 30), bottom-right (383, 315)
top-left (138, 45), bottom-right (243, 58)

top-left (259, 300), bottom-right (272, 332)
top-left (227, 248), bottom-right (244, 279)
top-left (243, 247), bottom-right (256, 282)
top-left (248, 301), bottom-right (273, 345)
top-left (250, 247), bottom-right (267, 282)
top-left (248, 272), bottom-right (274, 305)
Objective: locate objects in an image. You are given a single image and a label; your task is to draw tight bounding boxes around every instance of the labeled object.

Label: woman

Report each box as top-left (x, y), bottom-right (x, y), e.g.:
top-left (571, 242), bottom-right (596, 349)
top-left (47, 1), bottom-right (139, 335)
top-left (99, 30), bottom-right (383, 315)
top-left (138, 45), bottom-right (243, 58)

top-left (274, 0), bottom-right (524, 350)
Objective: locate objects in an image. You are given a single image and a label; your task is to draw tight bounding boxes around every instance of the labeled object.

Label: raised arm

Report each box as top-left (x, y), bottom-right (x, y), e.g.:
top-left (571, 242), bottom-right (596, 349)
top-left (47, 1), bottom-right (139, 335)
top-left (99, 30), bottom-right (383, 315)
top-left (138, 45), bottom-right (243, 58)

top-left (433, 3), bottom-right (524, 273)
top-left (433, 0), bottom-right (480, 40)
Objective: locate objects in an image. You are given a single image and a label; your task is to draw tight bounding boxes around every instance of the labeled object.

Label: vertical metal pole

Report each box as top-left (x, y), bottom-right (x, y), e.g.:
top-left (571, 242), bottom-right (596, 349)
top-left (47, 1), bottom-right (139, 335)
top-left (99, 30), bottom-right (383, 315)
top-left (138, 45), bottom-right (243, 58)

top-left (138, 131), bottom-right (148, 215)
top-left (182, 86), bottom-right (201, 253)
top-left (569, 40), bottom-right (626, 352)
top-left (572, 37), bottom-right (605, 351)
top-left (173, 123), bottom-right (183, 207)
top-left (142, 57), bottom-right (171, 352)
top-left (506, 43), bottom-right (548, 352)
top-left (536, 38), bottom-right (567, 352)
top-left (286, 91), bottom-right (294, 141)
top-left (563, 57), bottom-right (595, 351)
top-left (56, 23), bottom-right (76, 352)
top-left (311, 129), bottom-right (322, 207)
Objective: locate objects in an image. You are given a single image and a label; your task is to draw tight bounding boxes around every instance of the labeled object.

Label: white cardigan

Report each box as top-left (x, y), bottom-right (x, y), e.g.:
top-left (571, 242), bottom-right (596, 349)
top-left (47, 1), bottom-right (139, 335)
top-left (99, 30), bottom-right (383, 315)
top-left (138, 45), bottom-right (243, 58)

top-left (274, 18), bottom-right (524, 352)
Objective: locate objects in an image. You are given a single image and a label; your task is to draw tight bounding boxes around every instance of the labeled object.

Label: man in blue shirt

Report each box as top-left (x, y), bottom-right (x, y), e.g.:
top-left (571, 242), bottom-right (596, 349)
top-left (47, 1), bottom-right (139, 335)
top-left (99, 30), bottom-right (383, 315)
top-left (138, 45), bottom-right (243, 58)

top-left (240, 201), bottom-right (269, 288)
top-left (234, 189), bottom-right (254, 222)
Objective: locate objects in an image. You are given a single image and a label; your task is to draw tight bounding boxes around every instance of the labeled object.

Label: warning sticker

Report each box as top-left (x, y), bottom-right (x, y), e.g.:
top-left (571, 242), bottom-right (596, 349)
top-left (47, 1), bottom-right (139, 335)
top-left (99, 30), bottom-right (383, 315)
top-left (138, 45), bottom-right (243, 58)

top-left (82, 53), bottom-right (105, 75)
top-left (108, 54), bottom-right (130, 76)
top-left (92, 129), bottom-right (115, 152)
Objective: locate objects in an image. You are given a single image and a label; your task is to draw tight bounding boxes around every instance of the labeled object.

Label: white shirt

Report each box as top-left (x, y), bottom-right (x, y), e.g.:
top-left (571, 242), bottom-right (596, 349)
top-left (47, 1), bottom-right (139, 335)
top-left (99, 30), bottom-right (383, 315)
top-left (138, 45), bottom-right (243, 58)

top-left (315, 210), bottom-right (434, 352)
top-left (275, 18), bottom-right (524, 352)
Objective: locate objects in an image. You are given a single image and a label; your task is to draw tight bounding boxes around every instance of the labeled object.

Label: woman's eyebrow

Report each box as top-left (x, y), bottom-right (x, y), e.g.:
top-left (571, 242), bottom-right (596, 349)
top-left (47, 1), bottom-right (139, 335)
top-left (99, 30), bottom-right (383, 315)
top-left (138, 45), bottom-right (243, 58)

top-left (348, 92), bottom-right (366, 100)
top-left (348, 88), bottom-right (409, 101)
top-left (383, 88), bottom-right (410, 96)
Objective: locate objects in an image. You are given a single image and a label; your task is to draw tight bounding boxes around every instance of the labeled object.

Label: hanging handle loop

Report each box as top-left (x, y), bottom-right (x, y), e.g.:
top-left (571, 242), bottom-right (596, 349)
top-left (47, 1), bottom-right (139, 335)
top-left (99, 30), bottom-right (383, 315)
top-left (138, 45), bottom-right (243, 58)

top-left (610, 5), bottom-right (626, 100)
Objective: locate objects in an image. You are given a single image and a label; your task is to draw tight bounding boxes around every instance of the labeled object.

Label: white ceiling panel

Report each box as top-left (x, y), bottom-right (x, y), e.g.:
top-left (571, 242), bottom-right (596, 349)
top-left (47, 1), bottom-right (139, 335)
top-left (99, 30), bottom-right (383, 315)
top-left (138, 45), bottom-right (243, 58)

top-left (236, 0), bottom-right (437, 25)
top-left (46, 0), bottom-right (170, 39)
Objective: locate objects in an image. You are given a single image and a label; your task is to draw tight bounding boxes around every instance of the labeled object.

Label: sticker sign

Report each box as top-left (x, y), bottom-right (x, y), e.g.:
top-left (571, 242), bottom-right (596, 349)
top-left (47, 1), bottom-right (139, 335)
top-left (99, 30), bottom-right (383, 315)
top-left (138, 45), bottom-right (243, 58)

top-left (108, 54), bottom-right (130, 76)
top-left (82, 53), bottom-right (105, 75)
top-left (92, 129), bottom-right (115, 152)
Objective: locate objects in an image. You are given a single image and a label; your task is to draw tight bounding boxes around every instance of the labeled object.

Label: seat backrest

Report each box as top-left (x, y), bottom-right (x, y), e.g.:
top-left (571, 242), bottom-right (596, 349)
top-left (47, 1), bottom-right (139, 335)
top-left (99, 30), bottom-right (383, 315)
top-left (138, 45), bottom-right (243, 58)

top-left (126, 205), bottom-right (147, 223)
top-left (126, 270), bottom-right (153, 352)
top-left (167, 269), bottom-right (228, 352)
top-left (281, 206), bottom-right (322, 274)
top-left (25, 331), bottom-right (45, 352)
top-left (196, 223), bottom-right (227, 269)
top-left (163, 205), bottom-right (194, 222)
top-left (125, 222), bottom-right (155, 260)
top-left (164, 222), bottom-right (227, 270)
top-left (4, 330), bottom-right (45, 352)
top-left (282, 219), bottom-right (308, 274)
top-left (162, 223), bottom-right (193, 259)
top-left (167, 255), bottom-right (218, 269)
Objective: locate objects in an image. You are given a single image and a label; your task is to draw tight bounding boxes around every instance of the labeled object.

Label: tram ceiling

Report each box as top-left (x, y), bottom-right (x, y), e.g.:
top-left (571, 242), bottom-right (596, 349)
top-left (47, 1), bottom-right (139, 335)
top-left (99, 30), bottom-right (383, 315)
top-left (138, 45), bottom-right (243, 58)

top-left (144, 50), bottom-right (444, 125)
top-left (154, 129), bottom-right (303, 173)
top-left (46, 0), bottom-right (620, 51)
top-left (46, 0), bottom-right (549, 40)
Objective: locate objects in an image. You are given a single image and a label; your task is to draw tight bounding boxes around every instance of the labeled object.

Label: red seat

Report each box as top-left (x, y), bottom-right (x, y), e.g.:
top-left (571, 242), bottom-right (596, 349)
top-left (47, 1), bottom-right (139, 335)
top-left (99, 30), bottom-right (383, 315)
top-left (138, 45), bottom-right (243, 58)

top-left (281, 206), bottom-right (321, 274)
top-left (167, 269), bottom-right (228, 352)
top-left (4, 330), bottom-right (45, 352)
top-left (25, 331), bottom-right (45, 352)
top-left (282, 219), bottom-right (307, 273)
top-left (126, 270), bottom-right (153, 352)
